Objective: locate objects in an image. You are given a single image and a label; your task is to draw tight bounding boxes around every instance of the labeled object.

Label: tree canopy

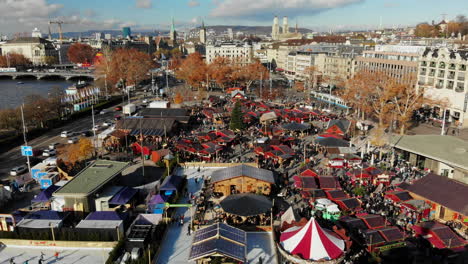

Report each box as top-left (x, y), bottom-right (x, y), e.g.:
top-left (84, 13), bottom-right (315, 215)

top-left (229, 101), bottom-right (245, 131)
top-left (67, 43), bottom-right (95, 64)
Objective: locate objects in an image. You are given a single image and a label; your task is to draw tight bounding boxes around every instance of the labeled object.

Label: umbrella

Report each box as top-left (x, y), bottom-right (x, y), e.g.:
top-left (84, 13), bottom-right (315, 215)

top-left (220, 193), bottom-right (272, 217)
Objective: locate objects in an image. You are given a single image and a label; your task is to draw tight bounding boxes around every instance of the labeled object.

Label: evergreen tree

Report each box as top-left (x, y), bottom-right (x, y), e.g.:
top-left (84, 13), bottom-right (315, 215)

top-left (229, 101), bottom-right (244, 130)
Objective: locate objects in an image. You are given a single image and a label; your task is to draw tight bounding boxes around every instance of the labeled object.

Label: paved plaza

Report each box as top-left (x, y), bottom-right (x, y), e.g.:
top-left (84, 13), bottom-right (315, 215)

top-left (0, 246), bottom-right (111, 264)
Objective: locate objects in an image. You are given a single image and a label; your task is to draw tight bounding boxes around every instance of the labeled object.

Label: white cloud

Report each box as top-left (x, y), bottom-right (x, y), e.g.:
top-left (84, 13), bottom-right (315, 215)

top-left (136, 0), bottom-right (152, 9)
top-left (210, 0), bottom-right (364, 20)
top-left (188, 0), bottom-right (200, 7)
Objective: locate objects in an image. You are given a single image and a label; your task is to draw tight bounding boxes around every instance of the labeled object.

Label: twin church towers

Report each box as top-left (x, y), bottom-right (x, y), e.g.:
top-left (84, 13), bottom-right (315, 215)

top-left (272, 16), bottom-right (301, 41)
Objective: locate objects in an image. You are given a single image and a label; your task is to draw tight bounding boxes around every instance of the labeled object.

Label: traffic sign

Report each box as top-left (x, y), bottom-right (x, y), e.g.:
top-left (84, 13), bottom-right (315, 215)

top-left (21, 146), bottom-right (33, 156)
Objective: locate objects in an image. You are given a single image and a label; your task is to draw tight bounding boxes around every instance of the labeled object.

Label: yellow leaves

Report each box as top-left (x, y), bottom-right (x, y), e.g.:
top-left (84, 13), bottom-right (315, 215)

top-left (59, 138), bottom-right (94, 165)
top-left (174, 93), bottom-right (184, 104)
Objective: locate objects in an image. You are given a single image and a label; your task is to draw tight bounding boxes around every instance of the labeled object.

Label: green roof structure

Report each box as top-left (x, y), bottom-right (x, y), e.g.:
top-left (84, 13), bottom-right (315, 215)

top-left (54, 160), bottom-right (129, 196)
top-left (391, 135), bottom-right (468, 170)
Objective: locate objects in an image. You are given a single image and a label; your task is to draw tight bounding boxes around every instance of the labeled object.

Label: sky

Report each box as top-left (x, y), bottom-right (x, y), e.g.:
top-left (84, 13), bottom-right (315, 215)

top-left (0, 0), bottom-right (466, 34)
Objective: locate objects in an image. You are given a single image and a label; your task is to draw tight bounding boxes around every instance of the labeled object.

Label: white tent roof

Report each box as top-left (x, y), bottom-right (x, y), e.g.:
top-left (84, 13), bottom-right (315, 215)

top-left (280, 218), bottom-right (344, 261)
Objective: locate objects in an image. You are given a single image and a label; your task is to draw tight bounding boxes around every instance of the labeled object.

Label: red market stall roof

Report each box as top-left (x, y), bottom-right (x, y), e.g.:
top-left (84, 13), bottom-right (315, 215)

top-left (280, 217), bottom-right (345, 260)
top-left (300, 189), bottom-right (327, 199)
top-left (335, 198), bottom-right (361, 211)
top-left (299, 167), bottom-right (318, 177)
top-left (298, 177), bottom-right (318, 190)
top-left (317, 176), bottom-right (341, 190)
top-left (385, 191), bottom-right (413, 203)
top-left (412, 221), bottom-right (467, 249)
top-left (325, 190), bottom-right (348, 200)
top-left (376, 227), bottom-right (405, 243)
top-left (358, 214), bottom-right (388, 229)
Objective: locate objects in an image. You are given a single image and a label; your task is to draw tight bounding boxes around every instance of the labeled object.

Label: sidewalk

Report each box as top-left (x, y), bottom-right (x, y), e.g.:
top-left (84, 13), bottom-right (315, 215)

top-left (155, 168), bottom-right (207, 264)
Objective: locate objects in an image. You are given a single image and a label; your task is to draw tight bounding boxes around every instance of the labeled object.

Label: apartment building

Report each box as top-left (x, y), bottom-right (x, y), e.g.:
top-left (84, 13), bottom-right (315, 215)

top-left (206, 41), bottom-right (253, 64)
top-left (417, 47), bottom-right (468, 127)
top-left (355, 45), bottom-right (425, 85)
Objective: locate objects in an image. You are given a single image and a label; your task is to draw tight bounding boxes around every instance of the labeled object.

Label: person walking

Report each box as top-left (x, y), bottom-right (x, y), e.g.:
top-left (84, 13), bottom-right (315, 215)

top-left (9, 257), bottom-right (15, 264)
top-left (187, 224), bottom-right (191, 236)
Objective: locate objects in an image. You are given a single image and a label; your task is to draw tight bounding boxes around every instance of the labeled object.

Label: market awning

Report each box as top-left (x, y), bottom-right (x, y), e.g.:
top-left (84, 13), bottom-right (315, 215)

top-left (160, 175), bottom-right (183, 191)
top-left (220, 193), bottom-right (272, 217)
top-left (32, 185), bottom-right (60, 203)
top-left (109, 187), bottom-right (138, 205)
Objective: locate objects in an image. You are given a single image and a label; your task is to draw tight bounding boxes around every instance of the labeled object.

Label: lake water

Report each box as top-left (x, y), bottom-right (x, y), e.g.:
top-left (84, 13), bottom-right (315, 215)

top-left (0, 79), bottom-right (74, 109)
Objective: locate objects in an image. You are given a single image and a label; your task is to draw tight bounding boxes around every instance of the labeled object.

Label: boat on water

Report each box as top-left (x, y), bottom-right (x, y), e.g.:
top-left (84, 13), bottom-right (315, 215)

top-left (17, 81), bottom-right (24, 84)
top-left (65, 80), bottom-right (90, 95)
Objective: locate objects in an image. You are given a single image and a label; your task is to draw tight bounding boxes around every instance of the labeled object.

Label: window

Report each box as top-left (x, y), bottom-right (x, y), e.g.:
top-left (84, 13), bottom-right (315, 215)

top-left (34, 50), bottom-right (41, 56)
top-left (430, 61), bottom-right (436, 67)
top-left (455, 82), bottom-right (465, 93)
top-left (439, 62), bottom-right (446, 68)
top-left (460, 64), bottom-right (466, 71)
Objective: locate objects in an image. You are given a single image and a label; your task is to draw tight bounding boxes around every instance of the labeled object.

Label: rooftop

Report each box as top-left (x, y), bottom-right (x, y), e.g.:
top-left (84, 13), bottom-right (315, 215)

top-left (400, 173), bottom-right (468, 215)
top-left (54, 160), bottom-right (129, 196)
top-left (211, 164), bottom-right (275, 184)
top-left (391, 135), bottom-right (468, 171)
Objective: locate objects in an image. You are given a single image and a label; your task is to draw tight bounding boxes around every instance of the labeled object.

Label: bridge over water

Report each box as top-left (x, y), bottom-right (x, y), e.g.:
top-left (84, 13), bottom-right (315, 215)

top-left (0, 71), bottom-right (99, 80)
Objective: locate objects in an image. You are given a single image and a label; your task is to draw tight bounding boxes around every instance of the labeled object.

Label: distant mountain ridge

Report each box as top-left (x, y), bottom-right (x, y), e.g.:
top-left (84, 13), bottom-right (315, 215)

top-left (53, 25), bottom-right (313, 38)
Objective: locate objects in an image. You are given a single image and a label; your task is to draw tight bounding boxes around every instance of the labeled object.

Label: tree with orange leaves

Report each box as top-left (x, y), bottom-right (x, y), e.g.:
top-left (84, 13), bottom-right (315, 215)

top-left (207, 57), bottom-right (233, 91)
top-left (175, 52), bottom-right (207, 90)
top-left (101, 48), bottom-right (154, 90)
top-left (0, 52), bottom-right (32, 67)
top-left (67, 43), bottom-right (95, 64)
top-left (344, 71), bottom-right (396, 127)
top-left (174, 92), bottom-right (184, 104)
top-left (239, 60), bottom-right (269, 92)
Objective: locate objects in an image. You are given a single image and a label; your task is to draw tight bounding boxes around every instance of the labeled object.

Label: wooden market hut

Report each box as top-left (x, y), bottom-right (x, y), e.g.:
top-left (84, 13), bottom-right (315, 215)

top-left (211, 165), bottom-right (275, 196)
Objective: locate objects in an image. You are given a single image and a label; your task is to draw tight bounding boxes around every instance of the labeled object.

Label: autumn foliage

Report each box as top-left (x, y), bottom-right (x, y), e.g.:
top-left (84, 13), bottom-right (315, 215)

top-left (342, 71), bottom-right (443, 134)
top-left (175, 53), bottom-right (269, 93)
top-left (0, 52), bottom-right (32, 67)
top-left (95, 48), bottom-right (154, 90)
top-left (174, 92), bottom-right (184, 104)
top-left (67, 43), bottom-right (95, 64)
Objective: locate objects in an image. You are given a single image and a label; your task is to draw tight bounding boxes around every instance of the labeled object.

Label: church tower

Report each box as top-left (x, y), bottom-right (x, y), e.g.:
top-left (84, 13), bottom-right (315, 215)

top-left (283, 16), bottom-right (289, 34)
top-left (199, 20), bottom-right (207, 44)
top-left (170, 17), bottom-right (177, 43)
top-left (272, 16), bottom-right (280, 40)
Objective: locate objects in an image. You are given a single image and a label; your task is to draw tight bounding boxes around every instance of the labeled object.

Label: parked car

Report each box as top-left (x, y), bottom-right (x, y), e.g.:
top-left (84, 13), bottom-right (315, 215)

top-left (60, 131), bottom-right (69, 138)
top-left (68, 137), bottom-right (79, 144)
top-left (92, 125), bottom-right (100, 131)
top-left (100, 109), bottom-right (108, 114)
top-left (42, 149), bottom-right (56, 157)
top-left (49, 143), bottom-right (60, 149)
top-left (102, 121), bottom-right (111, 127)
top-left (114, 115), bottom-right (122, 121)
top-left (10, 165), bottom-right (27, 176)
top-left (115, 106), bottom-right (122, 111)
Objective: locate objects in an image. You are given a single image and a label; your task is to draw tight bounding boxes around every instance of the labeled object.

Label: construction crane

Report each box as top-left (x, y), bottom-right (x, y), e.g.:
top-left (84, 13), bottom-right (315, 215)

top-left (48, 20), bottom-right (72, 42)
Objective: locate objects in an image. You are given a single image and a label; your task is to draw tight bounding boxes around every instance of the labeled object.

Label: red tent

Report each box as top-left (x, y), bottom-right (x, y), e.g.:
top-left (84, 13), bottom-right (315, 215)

top-left (280, 218), bottom-right (345, 260)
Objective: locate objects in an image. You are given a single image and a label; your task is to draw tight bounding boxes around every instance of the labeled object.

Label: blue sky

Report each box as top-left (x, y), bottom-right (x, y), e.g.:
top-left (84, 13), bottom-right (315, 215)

top-left (0, 0), bottom-right (466, 33)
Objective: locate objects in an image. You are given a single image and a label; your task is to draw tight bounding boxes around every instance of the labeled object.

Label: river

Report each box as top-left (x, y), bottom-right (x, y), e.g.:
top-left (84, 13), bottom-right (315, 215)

top-left (0, 79), bottom-right (75, 109)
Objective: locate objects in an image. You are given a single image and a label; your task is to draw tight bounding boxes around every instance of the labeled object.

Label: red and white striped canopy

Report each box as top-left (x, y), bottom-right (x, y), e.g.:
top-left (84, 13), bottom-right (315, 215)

top-left (280, 218), bottom-right (345, 260)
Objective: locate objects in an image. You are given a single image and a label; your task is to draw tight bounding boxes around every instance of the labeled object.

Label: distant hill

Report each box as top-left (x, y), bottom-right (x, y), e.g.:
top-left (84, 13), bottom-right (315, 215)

top-left (55, 25), bottom-right (313, 39)
top-left (201, 25), bottom-right (313, 35)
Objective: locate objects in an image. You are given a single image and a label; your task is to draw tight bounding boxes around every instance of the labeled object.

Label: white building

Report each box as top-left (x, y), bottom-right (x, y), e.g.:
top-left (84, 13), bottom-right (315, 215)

top-left (32, 28), bottom-right (42, 38)
top-left (0, 37), bottom-right (57, 65)
top-left (417, 47), bottom-right (468, 127)
top-left (206, 41), bottom-right (253, 64)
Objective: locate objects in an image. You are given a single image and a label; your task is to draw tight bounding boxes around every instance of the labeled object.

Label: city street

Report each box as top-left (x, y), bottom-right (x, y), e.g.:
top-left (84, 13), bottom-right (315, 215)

top-left (0, 104), bottom-right (117, 180)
